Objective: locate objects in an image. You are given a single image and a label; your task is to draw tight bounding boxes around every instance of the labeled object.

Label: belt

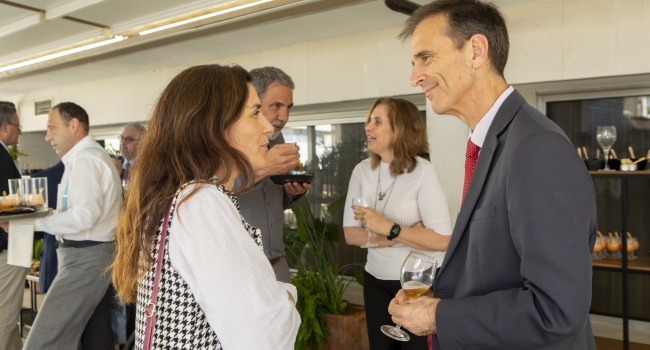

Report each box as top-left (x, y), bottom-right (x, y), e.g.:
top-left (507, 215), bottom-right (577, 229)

top-left (269, 257), bottom-right (282, 266)
top-left (56, 240), bottom-right (113, 249)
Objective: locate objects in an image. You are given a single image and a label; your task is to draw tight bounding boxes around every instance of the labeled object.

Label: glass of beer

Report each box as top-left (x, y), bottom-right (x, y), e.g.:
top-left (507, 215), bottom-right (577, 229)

top-left (381, 251), bottom-right (438, 341)
top-left (122, 178), bottom-right (130, 197)
top-left (352, 196), bottom-right (375, 248)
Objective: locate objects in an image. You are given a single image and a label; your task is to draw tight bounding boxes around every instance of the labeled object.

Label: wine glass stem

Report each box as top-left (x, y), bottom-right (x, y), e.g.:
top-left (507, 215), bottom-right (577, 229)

top-left (395, 324), bottom-right (402, 331)
top-left (603, 148), bottom-right (611, 170)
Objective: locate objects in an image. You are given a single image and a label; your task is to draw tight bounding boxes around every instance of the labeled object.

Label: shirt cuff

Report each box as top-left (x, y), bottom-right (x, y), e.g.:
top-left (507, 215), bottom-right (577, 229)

top-left (278, 282), bottom-right (298, 304)
top-left (34, 218), bottom-right (44, 232)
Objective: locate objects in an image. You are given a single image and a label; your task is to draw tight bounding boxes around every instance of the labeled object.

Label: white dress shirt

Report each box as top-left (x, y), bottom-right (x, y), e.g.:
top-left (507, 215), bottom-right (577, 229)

top-left (469, 86), bottom-right (514, 148)
top-left (343, 157), bottom-right (452, 280)
top-left (34, 135), bottom-right (122, 242)
top-left (169, 184), bottom-right (300, 349)
top-left (0, 140), bottom-right (8, 153)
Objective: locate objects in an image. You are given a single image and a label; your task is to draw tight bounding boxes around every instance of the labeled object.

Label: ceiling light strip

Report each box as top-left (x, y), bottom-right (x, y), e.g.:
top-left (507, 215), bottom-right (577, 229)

top-left (138, 0), bottom-right (273, 36)
top-left (0, 36), bottom-right (125, 73)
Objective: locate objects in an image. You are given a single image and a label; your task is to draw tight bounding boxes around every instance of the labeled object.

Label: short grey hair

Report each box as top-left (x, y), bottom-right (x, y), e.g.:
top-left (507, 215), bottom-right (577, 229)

top-left (249, 67), bottom-right (295, 99)
top-left (123, 122), bottom-right (146, 139)
top-left (0, 101), bottom-right (17, 125)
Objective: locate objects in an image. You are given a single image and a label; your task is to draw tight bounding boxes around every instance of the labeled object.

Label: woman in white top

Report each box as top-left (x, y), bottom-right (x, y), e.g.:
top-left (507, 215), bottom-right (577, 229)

top-left (111, 64), bottom-right (300, 349)
top-left (344, 97), bottom-right (451, 349)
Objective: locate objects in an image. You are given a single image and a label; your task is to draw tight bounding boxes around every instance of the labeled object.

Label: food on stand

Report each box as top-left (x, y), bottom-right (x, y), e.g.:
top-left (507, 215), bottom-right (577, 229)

top-left (593, 231), bottom-right (607, 260)
top-left (626, 232), bottom-right (639, 260)
top-left (606, 232), bottom-right (622, 259)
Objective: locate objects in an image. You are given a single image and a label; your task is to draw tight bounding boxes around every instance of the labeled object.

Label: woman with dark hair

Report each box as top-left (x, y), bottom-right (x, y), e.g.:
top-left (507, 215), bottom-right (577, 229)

top-left (343, 97), bottom-right (451, 349)
top-left (111, 64), bottom-right (300, 349)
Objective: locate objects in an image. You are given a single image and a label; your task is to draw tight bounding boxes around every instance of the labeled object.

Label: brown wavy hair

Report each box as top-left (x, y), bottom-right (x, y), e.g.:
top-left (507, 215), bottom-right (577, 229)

top-left (367, 98), bottom-right (430, 176)
top-left (111, 64), bottom-right (255, 303)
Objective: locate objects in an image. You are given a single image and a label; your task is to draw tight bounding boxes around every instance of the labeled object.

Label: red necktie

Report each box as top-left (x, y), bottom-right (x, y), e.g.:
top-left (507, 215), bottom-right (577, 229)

top-left (427, 139), bottom-right (481, 350)
top-left (462, 139), bottom-right (481, 203)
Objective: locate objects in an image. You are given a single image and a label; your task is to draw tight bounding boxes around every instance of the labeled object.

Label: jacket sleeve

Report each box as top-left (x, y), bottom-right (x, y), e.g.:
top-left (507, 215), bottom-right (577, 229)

top-left (436, 131), bottom-right (597, 349)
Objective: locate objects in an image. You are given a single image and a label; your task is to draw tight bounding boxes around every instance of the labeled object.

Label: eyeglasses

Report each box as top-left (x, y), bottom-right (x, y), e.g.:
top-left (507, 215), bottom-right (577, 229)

top-left (118, 135), bottom-right (139, 143)
top-left (7, 122), bottom-right (22, 131)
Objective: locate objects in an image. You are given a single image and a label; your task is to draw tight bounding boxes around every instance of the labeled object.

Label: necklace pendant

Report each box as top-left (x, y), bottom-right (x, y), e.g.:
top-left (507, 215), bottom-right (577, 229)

top-left (379, 192), bottom-right (386, 201)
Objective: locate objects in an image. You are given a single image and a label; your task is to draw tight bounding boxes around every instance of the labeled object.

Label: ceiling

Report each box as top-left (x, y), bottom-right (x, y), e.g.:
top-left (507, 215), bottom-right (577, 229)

top-left (0, 0), bottom-right (549, 95)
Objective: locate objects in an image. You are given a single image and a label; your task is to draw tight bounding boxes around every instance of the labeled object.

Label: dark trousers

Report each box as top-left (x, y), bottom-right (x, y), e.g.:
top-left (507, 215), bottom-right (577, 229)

top-left (81, 285), bottom-right (114, 350)
top-left (364, 271), bottom-right (428, 350)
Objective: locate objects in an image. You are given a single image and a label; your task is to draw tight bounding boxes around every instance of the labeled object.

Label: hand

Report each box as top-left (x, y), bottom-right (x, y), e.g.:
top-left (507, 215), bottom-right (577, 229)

top-left (351, 205), bottom-right (393, 235)
top-left (261, 143), bottom-right (301, 177)
top-left (0, 221), bottom-right (8, 232)
top-left (285, 182), bottom-right (311, 199)
top-left (287, 291), bottom-right (295, 304)
top-left (388, 290), bottom-right (440, 336)
top-left (411, 221), bottom-right (425, 229)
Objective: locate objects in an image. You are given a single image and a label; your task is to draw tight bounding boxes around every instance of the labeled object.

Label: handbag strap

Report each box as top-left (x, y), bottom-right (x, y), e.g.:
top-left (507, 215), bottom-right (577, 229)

top-left (142, 204), bottom-right (173, 349)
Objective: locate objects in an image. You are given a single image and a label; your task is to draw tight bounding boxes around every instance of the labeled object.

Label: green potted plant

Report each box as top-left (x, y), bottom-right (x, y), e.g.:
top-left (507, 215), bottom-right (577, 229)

top-left (8, 145), bottom-right (27, 161)
top-left (284, 196), bottom-right (368, 350)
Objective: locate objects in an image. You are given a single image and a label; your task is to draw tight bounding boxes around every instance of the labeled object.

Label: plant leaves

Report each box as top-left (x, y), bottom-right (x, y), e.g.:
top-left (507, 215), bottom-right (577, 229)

top-left (327, 193), bottom-right (347, 215)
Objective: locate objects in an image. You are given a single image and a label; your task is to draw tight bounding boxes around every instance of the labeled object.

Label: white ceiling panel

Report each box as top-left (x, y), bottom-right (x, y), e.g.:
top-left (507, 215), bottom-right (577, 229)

top-left (0, 0), bottom-right (554, 95)
top-left (0, 6), bottom-right (34, 27)
top-left (0, 18), bottom-right (104, 61)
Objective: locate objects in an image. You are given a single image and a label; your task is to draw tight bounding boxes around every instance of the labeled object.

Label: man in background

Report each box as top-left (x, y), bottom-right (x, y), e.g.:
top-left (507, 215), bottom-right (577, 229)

top-left (118, 123), bottom-right (145, 181)
top-left (236, 67), bottom-right (310, 282)
top-left (0, 101), bottom-right (25, 350)
top-left (24, 102), bottom-right (121, 350)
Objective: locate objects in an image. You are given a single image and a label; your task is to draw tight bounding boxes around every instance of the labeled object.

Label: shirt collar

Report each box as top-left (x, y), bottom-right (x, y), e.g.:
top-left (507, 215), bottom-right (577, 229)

top-left (469, 86), bottom-right (514, 148)
top-left (122, 158), bottom-right (135, 170)
top-left (0, 140), bottom-right (8, 153)
top-left (61, 135), bottom-right (96, 166)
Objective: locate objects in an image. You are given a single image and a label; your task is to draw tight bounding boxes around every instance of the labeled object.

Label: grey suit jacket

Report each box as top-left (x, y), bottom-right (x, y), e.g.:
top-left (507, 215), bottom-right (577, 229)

top-left (431, 90), bottom-right (597, 350)
top-left (235, 133), bottom-right (304, 261)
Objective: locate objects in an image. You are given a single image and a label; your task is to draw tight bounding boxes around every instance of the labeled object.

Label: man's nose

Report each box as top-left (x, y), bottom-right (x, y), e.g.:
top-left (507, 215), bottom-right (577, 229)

top-left (277, 108), bottom-right (289, 123)
top-left (410, 65), bottom-right (425, 88)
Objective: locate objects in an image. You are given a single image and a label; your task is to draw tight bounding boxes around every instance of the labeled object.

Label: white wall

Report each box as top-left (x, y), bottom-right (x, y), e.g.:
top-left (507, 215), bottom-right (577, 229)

top-left (7, 0), bottom-right (650, 221)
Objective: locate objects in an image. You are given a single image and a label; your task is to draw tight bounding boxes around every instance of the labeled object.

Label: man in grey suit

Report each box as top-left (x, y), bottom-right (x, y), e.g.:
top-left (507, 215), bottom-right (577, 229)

top-left (236, 67), bottom-right (310, 283)
top-left (388, 1), bottom-right (597, 349)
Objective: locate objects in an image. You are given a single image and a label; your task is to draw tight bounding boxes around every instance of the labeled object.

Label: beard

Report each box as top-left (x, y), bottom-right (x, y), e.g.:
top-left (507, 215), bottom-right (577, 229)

top-left (267, 119), bottom-right (286, 140)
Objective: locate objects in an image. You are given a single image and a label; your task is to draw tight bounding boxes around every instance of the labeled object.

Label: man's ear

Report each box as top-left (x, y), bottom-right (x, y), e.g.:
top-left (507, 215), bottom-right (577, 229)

top-left (70, 118), bottom-right (81, 133)
top-left (469, 34), bottom-right (489, 70)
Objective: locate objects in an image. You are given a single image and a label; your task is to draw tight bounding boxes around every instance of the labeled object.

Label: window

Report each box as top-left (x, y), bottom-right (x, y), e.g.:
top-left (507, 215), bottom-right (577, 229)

top-left (282, 107), bottom-right (427, 276)
top-left (545, 92), bottom-right (650, 322)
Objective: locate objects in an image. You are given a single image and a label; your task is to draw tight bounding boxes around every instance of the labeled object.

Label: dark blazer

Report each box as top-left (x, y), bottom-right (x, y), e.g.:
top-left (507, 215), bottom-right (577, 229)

top-left (32, 161), bottom-right (65, 293)
top-left (432, 90), bottom-right (597, 350)
top-left (0, 145), bottom-right (22, 252)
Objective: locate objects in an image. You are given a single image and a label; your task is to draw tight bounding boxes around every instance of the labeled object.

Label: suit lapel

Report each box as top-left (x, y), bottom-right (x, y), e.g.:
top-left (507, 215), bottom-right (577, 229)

top-left (437, 90), bottom-right (527, 277)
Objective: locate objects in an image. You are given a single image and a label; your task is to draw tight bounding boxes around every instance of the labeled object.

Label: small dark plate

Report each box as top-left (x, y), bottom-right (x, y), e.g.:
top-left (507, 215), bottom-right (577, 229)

top-left (0, 207), bottom-right (36, 216)
top-left (270, 173), bottom-right (315, 185)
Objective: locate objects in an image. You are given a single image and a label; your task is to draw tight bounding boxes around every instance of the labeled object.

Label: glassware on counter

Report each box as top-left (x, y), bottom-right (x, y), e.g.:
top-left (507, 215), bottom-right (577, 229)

top-left (597, 126), bottom-right (617, 171)
top-left (593, 231), bottom-right (607, 260)
top-left (606, 232), bottom-right (622, 259)
top-left (626, 232), bottom-right (639, 261)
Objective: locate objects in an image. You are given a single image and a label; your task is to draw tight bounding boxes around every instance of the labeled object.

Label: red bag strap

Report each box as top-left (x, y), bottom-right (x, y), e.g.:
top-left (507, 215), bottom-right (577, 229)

top-left (142, 204), bottom-right (172, 349)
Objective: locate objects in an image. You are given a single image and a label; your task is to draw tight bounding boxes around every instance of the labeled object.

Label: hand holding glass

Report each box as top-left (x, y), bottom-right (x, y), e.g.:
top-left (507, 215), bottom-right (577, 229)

top-left (352, 196), bottom-right (376, 248)
top-left (597, 126), bottom-right (616, 171)
top-left (381, 251), bottom-right (438, 341)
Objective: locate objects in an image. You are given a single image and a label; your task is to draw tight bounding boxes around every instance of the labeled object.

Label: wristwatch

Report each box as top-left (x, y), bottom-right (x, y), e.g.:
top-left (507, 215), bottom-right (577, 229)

top-left (387, 223), bottom-right (401, 241)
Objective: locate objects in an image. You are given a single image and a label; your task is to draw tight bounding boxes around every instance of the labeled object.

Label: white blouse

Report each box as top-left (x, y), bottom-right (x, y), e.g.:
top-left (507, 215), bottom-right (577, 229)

top-left (343, 157), bottom-right (452, 280)
top-left (169, 184), bottom-right (300, 349)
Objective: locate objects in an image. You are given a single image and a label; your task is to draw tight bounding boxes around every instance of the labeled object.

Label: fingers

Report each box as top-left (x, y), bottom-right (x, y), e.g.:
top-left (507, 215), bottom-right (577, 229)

top-left (284, 182), bottom-right (311, 196)
top-left (272, 143), bottom-right (300, 155)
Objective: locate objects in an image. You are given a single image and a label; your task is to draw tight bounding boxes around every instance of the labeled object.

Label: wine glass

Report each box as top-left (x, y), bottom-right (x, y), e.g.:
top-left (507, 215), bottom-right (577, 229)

top-left (122, 178), bottom-right (130, 197)
top-left (352, 196), bottom-right (376, 248)
top-left (381, 252), bottom-right (439, 341)
top-left (597, 126), bottom-right (616, 171)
